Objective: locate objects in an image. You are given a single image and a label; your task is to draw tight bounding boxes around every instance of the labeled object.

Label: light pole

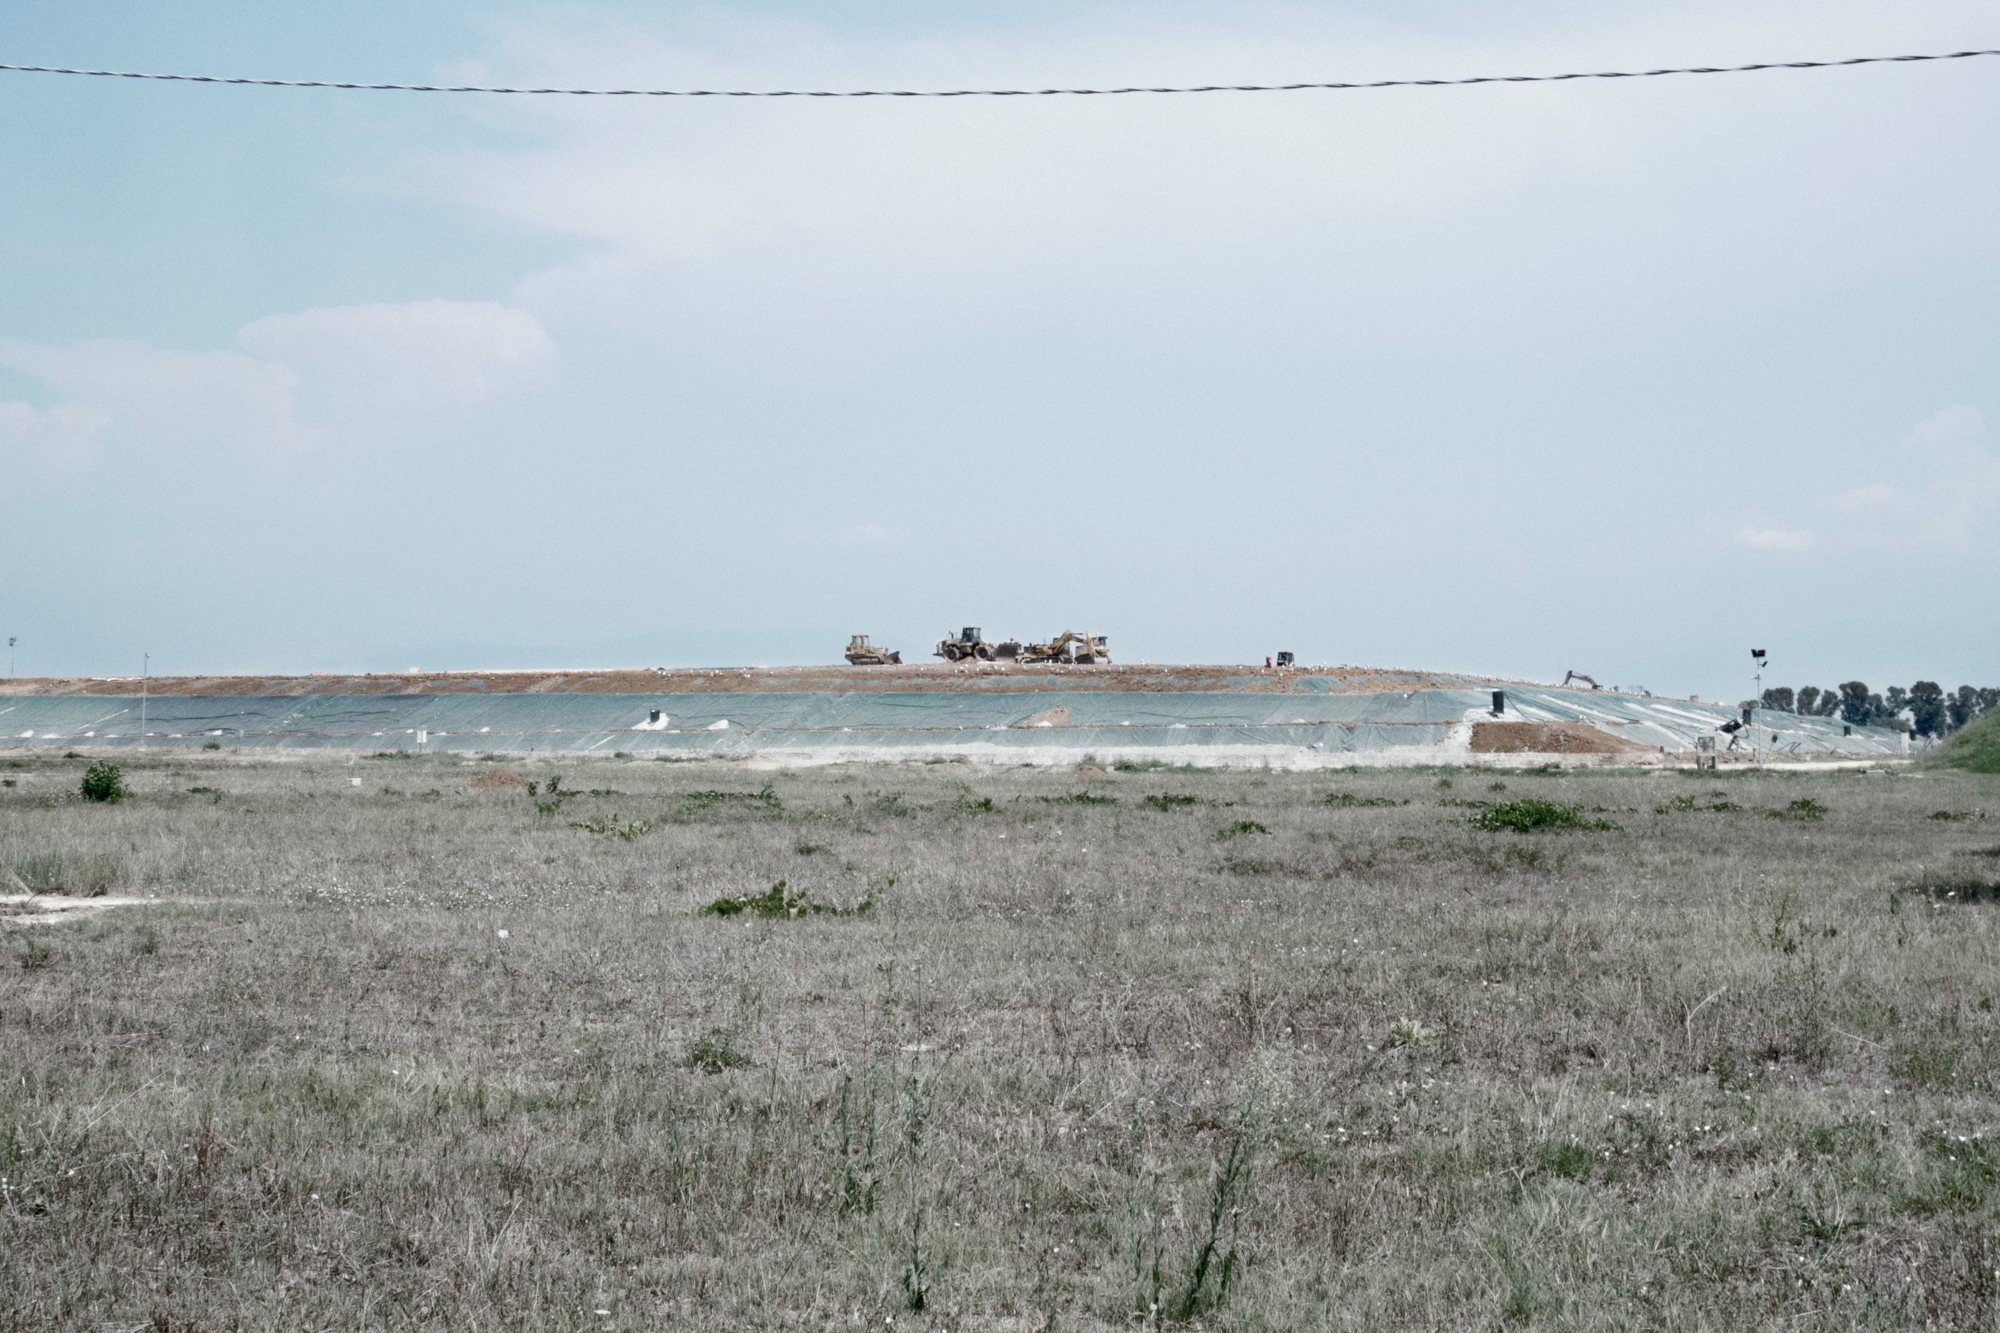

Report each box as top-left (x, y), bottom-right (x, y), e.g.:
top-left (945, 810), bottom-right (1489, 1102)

top-left (141, 653), bottom-right (148, 750)
top-left (1751, 648), bottom-right (1768, 705)
top-left (7, 637), bottom-right (13, 677)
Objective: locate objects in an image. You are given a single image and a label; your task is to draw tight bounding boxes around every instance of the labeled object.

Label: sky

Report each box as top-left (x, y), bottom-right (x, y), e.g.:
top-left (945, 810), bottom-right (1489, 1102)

top-left (2, 1), bottom-right (1997, 702)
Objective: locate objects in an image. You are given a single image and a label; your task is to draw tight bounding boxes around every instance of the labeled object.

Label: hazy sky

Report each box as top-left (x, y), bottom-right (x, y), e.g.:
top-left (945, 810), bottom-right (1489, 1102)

top-left (3, 2), bottom-right (1997, 701)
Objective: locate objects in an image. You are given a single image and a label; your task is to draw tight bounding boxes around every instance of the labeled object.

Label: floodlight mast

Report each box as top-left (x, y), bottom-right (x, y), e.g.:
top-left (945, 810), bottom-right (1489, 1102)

top-left (1751, 649), bottom-right (1769, 708)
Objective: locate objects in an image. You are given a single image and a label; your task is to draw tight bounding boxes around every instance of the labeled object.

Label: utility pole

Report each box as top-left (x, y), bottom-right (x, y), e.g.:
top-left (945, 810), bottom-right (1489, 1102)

top-left (141, 653), bottom-right (148, 751)
top-left (7, 637), bottom-right (13, 677)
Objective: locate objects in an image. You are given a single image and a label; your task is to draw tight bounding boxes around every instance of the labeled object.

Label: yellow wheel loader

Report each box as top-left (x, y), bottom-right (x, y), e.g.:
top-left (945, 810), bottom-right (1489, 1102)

top-left (933, 627), bottom-right (999, 662)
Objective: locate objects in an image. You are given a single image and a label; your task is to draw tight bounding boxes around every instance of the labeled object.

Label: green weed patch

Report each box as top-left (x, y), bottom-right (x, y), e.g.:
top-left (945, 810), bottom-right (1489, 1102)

top-left (1767, 797), bottom-right (1828, 821)
top-left (683, 785), bottom-right (783, 813)
top-left (567, 815), bottom-right (653, 840)
top-left (1655, 794), bottom-right (1742, 814)
top-left (1468, 798), bottom-right (1621, 833)
top-left (79, 762), bottom-right (124, 803)
top-left (1037, 791), bottom-right (1118, 806)
top-left (686, 1027), bottom-right (754, 1072)
top-left (699, 878), bottom-right (875, 919)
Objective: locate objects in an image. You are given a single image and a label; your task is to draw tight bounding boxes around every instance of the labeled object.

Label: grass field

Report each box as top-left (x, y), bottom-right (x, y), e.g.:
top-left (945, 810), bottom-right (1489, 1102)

top-left (3, 750), bottom-right (1999, 1331)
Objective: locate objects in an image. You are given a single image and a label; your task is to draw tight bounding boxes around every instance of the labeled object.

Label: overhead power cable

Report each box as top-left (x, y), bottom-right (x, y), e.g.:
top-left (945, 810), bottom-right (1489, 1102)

top-left (1, 47), bottom-right (1997, 98)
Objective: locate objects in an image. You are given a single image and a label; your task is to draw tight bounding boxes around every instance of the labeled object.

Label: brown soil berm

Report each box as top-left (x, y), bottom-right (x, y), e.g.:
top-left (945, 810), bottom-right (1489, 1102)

top-left (1470, 720), bottom-right (1656, 755)
top-left (471, 768), bottom-right (531, 789)
top-left (0, 663), bottom-right (1511, 698)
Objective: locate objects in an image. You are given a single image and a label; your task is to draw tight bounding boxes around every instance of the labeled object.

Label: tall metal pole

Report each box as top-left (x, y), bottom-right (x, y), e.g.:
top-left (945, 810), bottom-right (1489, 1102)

top-left (141, 653), bottom-right (148, 751)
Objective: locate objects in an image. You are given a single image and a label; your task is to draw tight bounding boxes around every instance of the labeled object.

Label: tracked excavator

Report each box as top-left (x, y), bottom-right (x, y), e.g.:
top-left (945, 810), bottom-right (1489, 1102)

top-left (1563, 671), bottom-right (1601, 690)
top-left (1018, 631), bottom-right (1111, 665)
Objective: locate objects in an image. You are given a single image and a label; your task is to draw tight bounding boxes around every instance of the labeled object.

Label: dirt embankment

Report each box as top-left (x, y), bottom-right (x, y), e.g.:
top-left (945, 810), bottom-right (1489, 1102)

top-left (0, 663), bottom-right (1513, 698)
top-left (1470, 721), bottom-right (1658, 755)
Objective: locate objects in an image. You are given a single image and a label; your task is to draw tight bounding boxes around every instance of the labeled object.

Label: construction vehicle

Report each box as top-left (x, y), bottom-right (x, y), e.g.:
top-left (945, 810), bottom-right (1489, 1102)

top-left (1563, 671), bottom-right (1601, 690)
top-left (933, 627), bottom-right (997, 662)
top-left (1018, 631), bottom-right (1111, 665)
top-left (844, 634), bottom-right (901, 666)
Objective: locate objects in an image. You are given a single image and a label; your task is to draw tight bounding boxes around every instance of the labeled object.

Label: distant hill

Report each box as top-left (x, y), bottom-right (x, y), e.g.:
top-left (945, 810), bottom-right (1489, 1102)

top-left (1930, 708), bottom-right (2000, 774)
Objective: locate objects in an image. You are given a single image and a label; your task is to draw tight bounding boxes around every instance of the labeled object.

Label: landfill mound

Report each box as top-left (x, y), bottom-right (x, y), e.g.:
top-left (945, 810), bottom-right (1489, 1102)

top-left (1470, 721), bottom-right (1656, 755)
top-left (0, 662), bottom-right (1497, 699)
top-left (0, 661), bottom-right (1913, 765)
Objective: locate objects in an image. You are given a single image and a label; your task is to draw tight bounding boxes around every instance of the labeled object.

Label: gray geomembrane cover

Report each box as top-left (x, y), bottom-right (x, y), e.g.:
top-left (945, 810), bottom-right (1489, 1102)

top-left (0, 685), bottom-right (1908, 762)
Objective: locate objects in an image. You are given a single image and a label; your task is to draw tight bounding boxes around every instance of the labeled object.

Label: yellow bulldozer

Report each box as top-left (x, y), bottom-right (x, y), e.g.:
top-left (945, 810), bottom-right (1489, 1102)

top-left (1018, 631), bottom-right (1110, 665)
top-left (844, 634), bottom-right (901, 666)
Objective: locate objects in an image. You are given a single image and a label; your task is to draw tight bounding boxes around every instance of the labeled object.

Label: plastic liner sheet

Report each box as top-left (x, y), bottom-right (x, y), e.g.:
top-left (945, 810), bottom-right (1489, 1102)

top-left (0, 686), bottom-right (1911, 759)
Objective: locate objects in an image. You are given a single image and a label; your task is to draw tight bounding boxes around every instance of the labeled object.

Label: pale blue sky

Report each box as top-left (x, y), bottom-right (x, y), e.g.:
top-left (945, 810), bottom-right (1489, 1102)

top-left (3, 2), bottom-right (1997, 702)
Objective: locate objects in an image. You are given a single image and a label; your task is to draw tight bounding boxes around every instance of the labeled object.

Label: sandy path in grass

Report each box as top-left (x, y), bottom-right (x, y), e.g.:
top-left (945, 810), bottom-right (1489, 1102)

top-left (0, 894), bottom-right (203, 927)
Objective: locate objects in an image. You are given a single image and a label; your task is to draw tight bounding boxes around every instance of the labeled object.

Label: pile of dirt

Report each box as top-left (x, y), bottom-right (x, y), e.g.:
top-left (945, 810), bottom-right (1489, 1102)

top-left (1470, 721), bottom-right (1656, 755)
top-left (472, 767), bottom-right (531, 789)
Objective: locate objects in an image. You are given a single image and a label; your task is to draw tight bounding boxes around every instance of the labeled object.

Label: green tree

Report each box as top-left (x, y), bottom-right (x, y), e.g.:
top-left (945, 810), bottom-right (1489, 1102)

top-left (1908, 681), bottom-right (1946, 737)
top-left (1948, 686), bottom-right (1980, 730)
top-left (1760, 686), bottom-right (1795, 713)
top-left (1838, 681), bottom-right (1874, 727)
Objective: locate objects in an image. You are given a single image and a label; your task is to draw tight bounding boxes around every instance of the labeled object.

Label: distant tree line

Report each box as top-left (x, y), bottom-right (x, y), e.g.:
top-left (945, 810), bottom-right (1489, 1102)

top-left (1755, 682), bottom-right (1998, 737)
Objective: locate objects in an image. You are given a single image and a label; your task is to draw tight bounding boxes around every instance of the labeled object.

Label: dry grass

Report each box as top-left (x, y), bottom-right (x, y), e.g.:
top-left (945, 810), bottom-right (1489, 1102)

top-left (2, 750), bottom-right (1998, 1330)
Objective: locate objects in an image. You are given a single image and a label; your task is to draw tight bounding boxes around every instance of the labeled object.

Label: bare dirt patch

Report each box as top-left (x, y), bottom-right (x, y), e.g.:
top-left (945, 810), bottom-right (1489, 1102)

top-left (1471, 720), bottom-right (1656, 754)
top-left (471, 767), bottom-right (531, 789)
